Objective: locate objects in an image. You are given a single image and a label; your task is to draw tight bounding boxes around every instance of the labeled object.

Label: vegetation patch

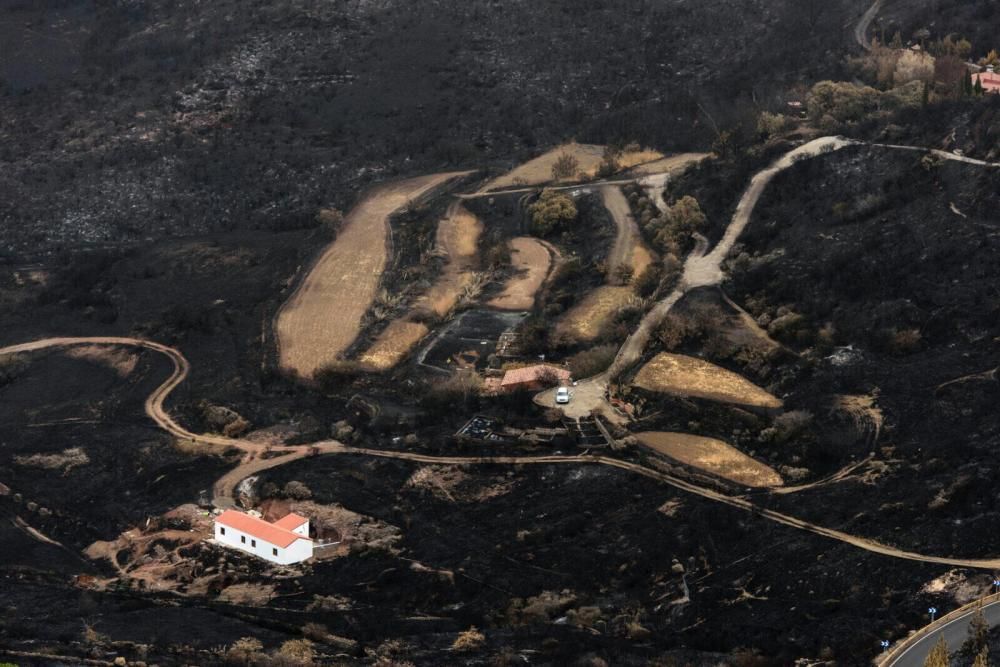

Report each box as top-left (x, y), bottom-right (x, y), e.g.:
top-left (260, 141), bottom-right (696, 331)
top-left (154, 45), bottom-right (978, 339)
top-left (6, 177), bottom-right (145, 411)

top-left (635, 431), bottom-right (783, 488)
top-left (555, 286), bottom-right (634, 343)
top-left (633, 353), bottom-right (782, 409)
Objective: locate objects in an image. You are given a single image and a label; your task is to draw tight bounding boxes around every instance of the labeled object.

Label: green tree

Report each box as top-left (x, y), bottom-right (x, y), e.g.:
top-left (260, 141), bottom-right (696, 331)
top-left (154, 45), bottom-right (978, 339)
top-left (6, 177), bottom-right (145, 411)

top-left (924, 635), bottom-right (949, 667)
top-left (964, 69), bottom-right (974, 96)
top-left (529, 189), bottom-right (577, 236)
top-left (963, 605), bottom-right (989, 656)
top-left (975, 76), bottom-right (985, 96)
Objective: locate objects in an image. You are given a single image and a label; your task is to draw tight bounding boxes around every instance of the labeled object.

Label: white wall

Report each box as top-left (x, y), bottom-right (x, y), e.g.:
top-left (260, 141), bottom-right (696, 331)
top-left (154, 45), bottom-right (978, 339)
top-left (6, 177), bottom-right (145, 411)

top-left (214, 522), bottom-right (313, 565)
top-left (291, 520), bottom-right (309, 537)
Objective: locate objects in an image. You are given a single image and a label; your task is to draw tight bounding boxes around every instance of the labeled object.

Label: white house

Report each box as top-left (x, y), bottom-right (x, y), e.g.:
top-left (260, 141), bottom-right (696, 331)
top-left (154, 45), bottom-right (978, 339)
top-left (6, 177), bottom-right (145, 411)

top-left (213, 510), bottom-right (313, 565)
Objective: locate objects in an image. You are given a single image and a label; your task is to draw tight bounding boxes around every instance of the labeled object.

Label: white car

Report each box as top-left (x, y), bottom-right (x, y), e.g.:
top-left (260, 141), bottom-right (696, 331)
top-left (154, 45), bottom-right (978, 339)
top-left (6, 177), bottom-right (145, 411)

top-left (555, 387), bottom-right (571, 404)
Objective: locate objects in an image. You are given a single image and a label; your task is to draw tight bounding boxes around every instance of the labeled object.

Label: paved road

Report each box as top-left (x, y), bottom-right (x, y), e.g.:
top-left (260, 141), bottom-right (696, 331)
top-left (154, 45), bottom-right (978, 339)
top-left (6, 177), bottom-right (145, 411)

top-left (887, 599), bottom-right (1000, 666)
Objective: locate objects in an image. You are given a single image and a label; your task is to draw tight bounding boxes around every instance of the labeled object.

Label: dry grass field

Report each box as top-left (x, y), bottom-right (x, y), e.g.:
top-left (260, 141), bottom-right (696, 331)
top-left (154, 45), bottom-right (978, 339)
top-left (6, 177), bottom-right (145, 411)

top-left (275, 172), bottom-right (467, 379)
top-left (421, 202), bottom-right (483, 316)
top-left (358, 203), bottom-right (482, 371)
top-left (555, 286), bottom-right (633, 343)
top-left (489, 237), bottom-right (553, 311)
top-left (635, 431), bottom-right (784, 488)
top-left (357, 320), bottom-right (430, 370)
top-left (633, 353), bottom-right (783, 409)
top-left (601, 185), bottom-right (656, 279)
top-left (629, 152), bottom-right (712, 176)
top-left (481, 143), bottom-right (664, 192)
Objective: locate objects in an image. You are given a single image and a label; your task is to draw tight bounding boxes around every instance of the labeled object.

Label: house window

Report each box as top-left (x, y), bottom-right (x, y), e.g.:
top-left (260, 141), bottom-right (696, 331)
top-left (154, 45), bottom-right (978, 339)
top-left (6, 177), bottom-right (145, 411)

top-left (272, 548), bottom-right (278, 556)
top-left (220, 527), bottom-right (226, 535)
top-left (241, 536), bottom-right (246, 544)
top-left (251, 539), bottom-right (256, 548)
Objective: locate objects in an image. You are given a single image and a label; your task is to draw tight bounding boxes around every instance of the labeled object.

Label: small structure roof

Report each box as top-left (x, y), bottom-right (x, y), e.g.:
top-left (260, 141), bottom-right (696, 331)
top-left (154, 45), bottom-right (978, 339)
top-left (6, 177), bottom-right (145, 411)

top-left (272, 513), bottom-right (309, 531)
top-left (977, 71), bottom-right (1000, 93)
top-left (216, 510), bottom-right (311, 548)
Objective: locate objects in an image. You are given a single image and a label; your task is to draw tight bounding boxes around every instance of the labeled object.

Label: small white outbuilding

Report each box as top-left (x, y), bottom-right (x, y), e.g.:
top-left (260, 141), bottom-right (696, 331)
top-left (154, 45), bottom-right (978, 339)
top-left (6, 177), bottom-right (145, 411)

top-left (213, 509), bottom-right (312, 565)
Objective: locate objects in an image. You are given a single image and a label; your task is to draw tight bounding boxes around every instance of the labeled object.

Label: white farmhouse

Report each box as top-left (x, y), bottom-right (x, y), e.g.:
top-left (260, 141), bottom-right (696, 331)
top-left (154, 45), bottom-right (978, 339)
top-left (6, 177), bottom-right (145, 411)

top-left (213, 510), bottom-right (313, 565)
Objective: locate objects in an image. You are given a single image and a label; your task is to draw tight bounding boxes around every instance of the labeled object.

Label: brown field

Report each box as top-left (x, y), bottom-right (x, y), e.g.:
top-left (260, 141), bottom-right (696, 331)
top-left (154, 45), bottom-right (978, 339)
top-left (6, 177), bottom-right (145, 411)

top-left (633, 353), bottom-right (783, 409)
top-left (275, 172), bottom-right (467, 379)
top-left (357, 320), bottom-right (430, 370)
top-left (489, 237), bottom-right (553, 311)
top-left (420, 202), bottom-right (483, 316)
top-left (636, 431), bottom-right (783, 488)
top-left (482, 143), bottom-right (665, 192)
top-left (555, 286), bottom-right (633, 343)
top-left (629, 152), bottom-right (712, 176)
top-left (357, 203), bottom-right (482, 371)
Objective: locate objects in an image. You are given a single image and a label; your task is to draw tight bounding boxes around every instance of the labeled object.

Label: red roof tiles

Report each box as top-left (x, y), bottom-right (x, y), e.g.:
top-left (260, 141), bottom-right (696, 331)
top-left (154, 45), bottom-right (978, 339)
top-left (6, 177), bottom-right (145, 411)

top-left (976, 71), bottom-right (1000, 93)
top-left (216, 510), bottom-right (311, 548)
top-left (272, 513), bottom-right (309, 531)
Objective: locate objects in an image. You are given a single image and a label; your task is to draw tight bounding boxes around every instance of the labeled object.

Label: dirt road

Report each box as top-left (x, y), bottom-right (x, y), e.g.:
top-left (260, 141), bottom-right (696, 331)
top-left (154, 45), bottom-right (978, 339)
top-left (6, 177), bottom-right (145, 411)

top-left (854, 0), bottom-right (883, 51)
top-left (10, 336), bottom-right (1000, 569)
top-left (275, 172), bottom-right (468, 379)
top-left (601, 185), bottom-right (656, 278)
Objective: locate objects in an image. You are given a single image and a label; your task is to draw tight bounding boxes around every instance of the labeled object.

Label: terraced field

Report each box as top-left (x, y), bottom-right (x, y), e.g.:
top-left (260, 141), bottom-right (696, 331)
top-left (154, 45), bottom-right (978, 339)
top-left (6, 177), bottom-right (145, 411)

top-left (275, 172), bottom-right (467, 379)
top-left (633, 352), bottom-right (783, 409)
top-left (635, 431), bottom-right (783, 488)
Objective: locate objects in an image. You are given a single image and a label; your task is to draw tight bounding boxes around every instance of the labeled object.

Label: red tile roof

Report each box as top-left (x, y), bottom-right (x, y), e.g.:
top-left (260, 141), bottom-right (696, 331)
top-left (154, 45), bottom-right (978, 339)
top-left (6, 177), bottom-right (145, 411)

top-left (500, 364), bottom-right (571, 388)
top-left (977, 71), bottom-right (1000, 92)
top-left (216, 510), bottom-right (311, 548)
top-left (272, 513), bottom-right (309, 531)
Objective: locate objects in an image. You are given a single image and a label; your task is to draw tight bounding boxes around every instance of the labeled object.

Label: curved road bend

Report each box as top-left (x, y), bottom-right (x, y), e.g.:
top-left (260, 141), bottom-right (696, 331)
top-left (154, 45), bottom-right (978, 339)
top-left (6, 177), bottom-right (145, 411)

top-left (855, 0), bottom-right (883, 51)
top-left (886, 599), bottom-right (1000, 667)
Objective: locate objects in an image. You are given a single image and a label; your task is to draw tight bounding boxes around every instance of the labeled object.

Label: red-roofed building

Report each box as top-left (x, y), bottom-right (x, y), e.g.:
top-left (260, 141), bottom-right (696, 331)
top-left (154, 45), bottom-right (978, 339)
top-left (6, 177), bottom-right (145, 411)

top-left (498, 364), bottom-right (571, 393)
top-left (214, 510), bottom-right (312, 564)
top-left (976, 66), bottom-right (1000, 94)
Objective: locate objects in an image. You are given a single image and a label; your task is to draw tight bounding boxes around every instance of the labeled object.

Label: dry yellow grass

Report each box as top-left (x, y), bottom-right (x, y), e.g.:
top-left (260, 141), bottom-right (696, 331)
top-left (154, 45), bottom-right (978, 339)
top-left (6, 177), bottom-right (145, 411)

top-left (636, 431), bottom-right (783, 488)
top-left (633, 353), bottom-right (782, 408)
top-left (630, 152), bottom-right (712, 175)
top-left (357, 203), bottom-right (482, 371)
top-left (555, 286), bottom-right (633, 342)
top-left (65, 345), bottom-right (138, 377)
top-left (357, 320), bottom-right (430, 371)
top-left (275, 172), bottom-right (467, 379)
top-left (420, 203), bottom-right (483, 316)
top-left (482, 143), bottom-right (665, 191)
top-left (489, 237), bottom-right (553, 311)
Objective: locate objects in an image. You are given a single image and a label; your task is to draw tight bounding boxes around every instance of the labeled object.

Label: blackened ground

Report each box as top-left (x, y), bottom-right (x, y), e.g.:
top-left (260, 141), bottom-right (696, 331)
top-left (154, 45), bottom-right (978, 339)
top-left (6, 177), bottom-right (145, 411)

top-left (0, 350), bottom-right (233, 552)
top-left (720, 144), bottom-right (1000, 556)
top-left (251, 455), bottom-right (957, 664)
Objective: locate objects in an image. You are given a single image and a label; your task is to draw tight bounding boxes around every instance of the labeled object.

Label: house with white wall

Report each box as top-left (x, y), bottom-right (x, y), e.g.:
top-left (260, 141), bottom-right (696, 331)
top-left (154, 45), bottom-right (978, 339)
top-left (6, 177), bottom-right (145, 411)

top-left (213, 510), bottom-right (313, 565)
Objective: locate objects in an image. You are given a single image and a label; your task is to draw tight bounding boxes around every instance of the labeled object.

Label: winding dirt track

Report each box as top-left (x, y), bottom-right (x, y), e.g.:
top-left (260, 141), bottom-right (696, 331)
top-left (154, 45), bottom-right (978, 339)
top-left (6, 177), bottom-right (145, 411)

top-left (8, 335), bottom-right (1000, 569)
top-left (7, 141), bottom-right (1000, 567)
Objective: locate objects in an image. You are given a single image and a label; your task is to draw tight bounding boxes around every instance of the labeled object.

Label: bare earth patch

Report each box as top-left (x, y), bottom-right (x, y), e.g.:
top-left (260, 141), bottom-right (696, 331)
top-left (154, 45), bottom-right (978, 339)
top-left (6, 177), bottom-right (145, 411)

top-left (358, 203), bottom-right (482, 371)
top-left (601, 185), bottom-right (656, 279)
top-left (420, 202), bottom-right (484, 316)
top-left (629, 152), bottom-right (712, 176)
top-left (14, 447), bottom-right (90, 473)
top-left (218, 582), bottom-right (277, 606)
top-left (357, 320), bottom-right (430, 370)
top-left (482, 143), bottom-right (664, 192)
top-left (555, 286), bottom-right (633, 343)
top-left (275, 172), bottom-right (467, 379)
top-left (64, 345), bottom-right (138, 377)
top-left (633, 353), bottom-right (783, 409)
top-left (404, 465), bottom-right (515, 502)
top-left (636, 431), bottom-right (783, 488)
top-left (489, 237), bottom-right (553, 311)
